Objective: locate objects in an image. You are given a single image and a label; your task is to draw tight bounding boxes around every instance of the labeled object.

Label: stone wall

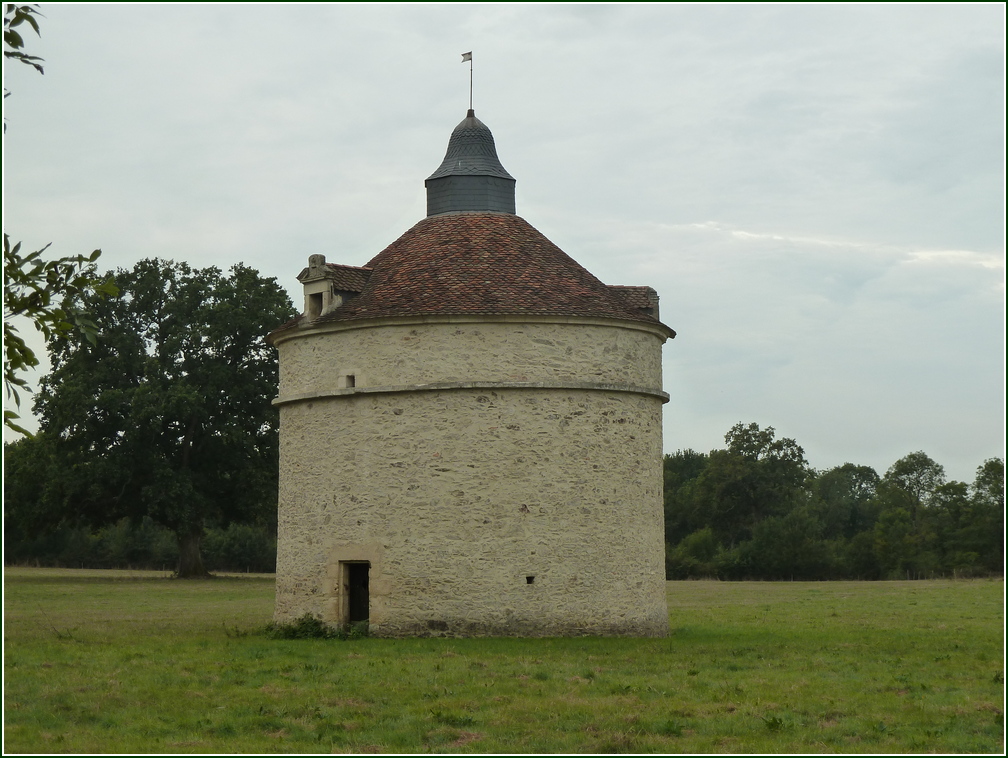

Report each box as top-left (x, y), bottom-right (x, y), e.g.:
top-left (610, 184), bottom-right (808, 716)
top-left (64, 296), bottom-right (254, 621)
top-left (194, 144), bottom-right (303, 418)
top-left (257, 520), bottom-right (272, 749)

top-left (273, 317), bottom-right (670, 637)
top-left (275, 318), bottom-right (665, 397)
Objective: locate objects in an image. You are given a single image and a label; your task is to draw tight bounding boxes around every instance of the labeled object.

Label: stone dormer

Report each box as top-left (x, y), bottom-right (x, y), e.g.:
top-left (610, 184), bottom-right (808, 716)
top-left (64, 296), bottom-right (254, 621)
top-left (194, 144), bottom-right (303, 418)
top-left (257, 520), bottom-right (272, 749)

top-left (297, 254), bottom-right (372, 321)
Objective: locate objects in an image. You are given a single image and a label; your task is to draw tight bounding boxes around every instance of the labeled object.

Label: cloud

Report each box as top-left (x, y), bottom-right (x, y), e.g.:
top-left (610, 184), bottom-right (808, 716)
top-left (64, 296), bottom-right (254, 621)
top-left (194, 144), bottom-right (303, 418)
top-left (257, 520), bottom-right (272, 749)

top-left (3, 3), bottom-right (1003, 482)
top-left (527, 209), bottom-right (1003, 480)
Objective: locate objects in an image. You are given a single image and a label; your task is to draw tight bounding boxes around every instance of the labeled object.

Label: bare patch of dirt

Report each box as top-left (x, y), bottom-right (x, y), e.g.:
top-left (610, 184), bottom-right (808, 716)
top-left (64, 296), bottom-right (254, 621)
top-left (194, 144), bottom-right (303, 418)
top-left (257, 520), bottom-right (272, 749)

top-left (450, 731), bottom-right (484, 748)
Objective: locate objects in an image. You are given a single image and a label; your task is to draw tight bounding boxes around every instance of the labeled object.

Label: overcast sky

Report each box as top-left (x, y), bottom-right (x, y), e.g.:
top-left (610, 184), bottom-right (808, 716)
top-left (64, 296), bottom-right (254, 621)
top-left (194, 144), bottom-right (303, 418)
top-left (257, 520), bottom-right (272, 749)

top-left (3, 3), bottom-right (1004, 483)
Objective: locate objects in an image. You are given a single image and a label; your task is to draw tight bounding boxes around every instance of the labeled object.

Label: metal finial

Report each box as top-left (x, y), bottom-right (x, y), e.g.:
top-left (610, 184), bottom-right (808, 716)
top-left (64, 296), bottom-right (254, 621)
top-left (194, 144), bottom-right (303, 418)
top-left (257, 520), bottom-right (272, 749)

top-left (461, 51), bottom-right (473, 112)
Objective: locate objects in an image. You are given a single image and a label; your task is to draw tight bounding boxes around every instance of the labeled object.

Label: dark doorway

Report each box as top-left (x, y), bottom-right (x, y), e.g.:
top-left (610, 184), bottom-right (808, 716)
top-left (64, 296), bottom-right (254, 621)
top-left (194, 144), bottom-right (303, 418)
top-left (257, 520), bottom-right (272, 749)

top-left (346, 562), bottom-right (369, 624)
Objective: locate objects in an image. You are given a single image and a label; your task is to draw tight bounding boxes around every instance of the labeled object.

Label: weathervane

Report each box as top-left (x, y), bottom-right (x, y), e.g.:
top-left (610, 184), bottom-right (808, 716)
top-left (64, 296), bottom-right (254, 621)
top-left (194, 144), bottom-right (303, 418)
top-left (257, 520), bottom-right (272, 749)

top-left (461, 51), bottom-right (473, 114)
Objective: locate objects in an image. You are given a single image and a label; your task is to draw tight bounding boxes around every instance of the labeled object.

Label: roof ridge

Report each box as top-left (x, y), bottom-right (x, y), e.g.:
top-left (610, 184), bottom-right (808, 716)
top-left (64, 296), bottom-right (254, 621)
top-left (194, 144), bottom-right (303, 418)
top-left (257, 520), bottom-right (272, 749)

top-left (325, 262), bottom-right (373, 271)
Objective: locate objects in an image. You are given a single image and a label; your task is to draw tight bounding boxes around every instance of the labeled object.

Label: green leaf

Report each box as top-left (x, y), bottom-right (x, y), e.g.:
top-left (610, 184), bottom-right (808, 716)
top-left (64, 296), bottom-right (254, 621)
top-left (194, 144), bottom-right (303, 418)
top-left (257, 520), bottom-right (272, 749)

top-left (18, 8), bottom-right (41, 36)
top-left (3, 409), bottom-right (33, 437)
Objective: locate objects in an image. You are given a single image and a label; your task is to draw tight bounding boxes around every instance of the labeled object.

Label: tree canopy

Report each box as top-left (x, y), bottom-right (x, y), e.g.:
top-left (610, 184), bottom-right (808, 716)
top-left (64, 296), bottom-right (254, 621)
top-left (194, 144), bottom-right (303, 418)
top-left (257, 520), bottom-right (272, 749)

top-left (694, 422), bottom-right (810, 547)
top-left (22, 258), bottom-right (296, 576)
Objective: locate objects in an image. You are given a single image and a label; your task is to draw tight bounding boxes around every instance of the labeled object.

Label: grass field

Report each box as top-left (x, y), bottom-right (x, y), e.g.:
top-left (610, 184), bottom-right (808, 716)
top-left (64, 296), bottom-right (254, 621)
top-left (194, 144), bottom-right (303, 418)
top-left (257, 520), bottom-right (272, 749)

top-left (3, 569), bottom-right (1004, 753)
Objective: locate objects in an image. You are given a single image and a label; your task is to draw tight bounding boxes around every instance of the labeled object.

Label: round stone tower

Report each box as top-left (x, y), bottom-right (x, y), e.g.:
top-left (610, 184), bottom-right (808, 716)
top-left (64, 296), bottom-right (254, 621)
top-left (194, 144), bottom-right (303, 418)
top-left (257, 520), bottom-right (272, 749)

top-left (268, 110), bottom-right (675, 637)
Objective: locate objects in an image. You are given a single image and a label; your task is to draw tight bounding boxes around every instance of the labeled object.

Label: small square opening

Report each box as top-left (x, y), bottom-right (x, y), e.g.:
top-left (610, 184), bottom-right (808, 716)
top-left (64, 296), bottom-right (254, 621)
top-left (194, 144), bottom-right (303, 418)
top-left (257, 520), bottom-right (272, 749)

top-left (526, 575), bottom-right (535, 584)
top-left (346, 374), bottom-right (356, 388)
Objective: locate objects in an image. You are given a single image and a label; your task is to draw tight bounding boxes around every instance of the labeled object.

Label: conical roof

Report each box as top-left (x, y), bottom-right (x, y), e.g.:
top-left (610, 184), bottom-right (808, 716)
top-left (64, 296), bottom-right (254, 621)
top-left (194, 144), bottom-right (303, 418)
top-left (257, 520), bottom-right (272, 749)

top-left (426, 110), bottom-right (515, 181)
top-left (299, 213), bottom-right (670, 331)
top-left (267, 114), bottom-right (673, 341)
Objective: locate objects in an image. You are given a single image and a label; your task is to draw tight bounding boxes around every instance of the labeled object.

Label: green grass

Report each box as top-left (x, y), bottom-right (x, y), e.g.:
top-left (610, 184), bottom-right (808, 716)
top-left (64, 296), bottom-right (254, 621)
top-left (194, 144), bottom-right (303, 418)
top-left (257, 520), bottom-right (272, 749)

top-left (3, 569), bottom-right (1004, 753)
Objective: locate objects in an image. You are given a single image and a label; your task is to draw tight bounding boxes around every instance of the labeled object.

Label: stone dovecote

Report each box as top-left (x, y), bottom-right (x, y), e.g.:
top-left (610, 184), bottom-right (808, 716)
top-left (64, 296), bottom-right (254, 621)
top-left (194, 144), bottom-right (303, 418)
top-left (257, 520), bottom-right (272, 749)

top-left (268, 110), bottom-right (675, 637)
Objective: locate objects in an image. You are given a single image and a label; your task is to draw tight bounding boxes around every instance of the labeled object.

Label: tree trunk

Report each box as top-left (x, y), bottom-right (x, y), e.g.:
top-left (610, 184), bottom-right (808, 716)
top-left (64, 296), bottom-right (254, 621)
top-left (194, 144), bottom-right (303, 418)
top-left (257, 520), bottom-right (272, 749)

top-left (176, 528), bottom-right (211, 578)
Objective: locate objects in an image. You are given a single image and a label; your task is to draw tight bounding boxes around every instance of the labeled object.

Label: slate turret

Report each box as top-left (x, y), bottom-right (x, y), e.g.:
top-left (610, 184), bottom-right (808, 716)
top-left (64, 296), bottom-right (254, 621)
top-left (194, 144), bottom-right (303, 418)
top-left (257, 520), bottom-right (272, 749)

top-left (425, 109), bottom-right (516, 215)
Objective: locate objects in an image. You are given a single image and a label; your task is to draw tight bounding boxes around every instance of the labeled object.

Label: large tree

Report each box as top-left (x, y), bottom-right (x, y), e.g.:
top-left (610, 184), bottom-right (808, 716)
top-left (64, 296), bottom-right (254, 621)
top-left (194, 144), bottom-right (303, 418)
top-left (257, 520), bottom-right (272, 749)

top-left (30, 259), bottom-right (296, 576)
top-left (694, 422), bottom-right (811, 546)
top-left (810, 463), bottom-right (881, 541)
top-left (883, 451), bottom-right (946, 528)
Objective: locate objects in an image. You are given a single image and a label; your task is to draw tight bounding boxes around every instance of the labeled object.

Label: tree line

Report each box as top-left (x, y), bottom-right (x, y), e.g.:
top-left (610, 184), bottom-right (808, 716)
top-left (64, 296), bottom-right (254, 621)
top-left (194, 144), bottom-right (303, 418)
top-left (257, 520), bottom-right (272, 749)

top-left (664, 423), bottom-right (1003, 580)
top-left (2, 257), bottom-right (1002, 580)
top-left (4, 517), bottom-right (277, 573)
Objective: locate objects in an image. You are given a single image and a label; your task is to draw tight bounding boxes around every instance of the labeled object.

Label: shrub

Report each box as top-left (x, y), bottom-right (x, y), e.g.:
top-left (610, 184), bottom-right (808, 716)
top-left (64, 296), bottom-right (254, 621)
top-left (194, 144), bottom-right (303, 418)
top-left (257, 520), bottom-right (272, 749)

top-left (665, 528), bottom-right (721, 579)
top-left (265, 614), bottom-right (368, 640)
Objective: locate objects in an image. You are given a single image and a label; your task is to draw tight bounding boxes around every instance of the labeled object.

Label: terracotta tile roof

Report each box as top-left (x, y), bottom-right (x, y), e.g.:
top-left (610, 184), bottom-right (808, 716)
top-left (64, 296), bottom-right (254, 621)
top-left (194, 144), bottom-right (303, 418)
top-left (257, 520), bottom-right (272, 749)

top-left (325, 263), bottom-right (372, 292)
top-left (608, 285), bottom-right (658, 313)
top-left (272, 213), bottom-right (673, 336)
top-left (295, 263), bottom-right (372, 291)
